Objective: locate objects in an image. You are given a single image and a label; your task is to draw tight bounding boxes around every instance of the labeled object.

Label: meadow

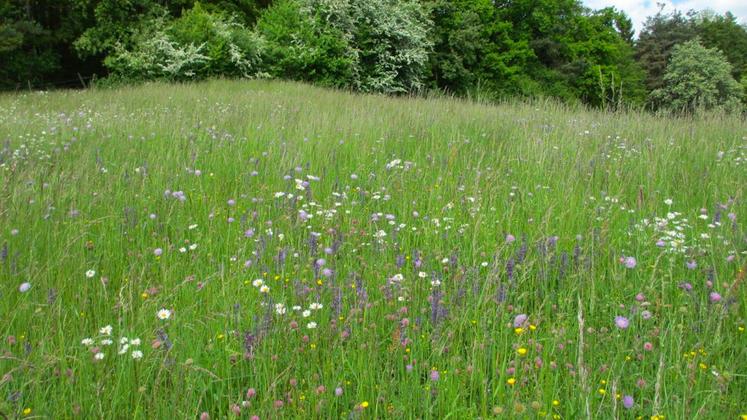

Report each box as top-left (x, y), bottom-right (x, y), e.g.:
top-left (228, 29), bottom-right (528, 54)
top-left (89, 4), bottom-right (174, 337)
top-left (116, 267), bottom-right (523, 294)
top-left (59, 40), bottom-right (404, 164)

top-left (0, 79), bottom-right (745, 419)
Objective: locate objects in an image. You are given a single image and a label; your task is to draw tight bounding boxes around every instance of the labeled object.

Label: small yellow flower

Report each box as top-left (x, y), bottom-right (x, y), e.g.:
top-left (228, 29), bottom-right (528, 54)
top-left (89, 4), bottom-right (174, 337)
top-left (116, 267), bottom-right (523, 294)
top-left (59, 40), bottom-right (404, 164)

top-left (360, 401), bottom-right (369, 408)
top-left (217, 333), bottom-right (225, 340)
top-left (552, 400), bottom-right (560, 407)
top-left (598, 388), bottom-right (606, 396)
top-left (699, 363), bottom-right (708, 370)
top-left (23, 408), bottom-right (31, 416)
top-left (507, 377), bottom-right (516, 385)
top-left (317, 279), bottom-right (323, 286)
top-left (310, 343), bottom-right (316, 349)
top-left (738, 326), bottom-right (745, 332)
top-left (529, 324), bottom-right (537, 331)
top-left (517, 347), bottom-right (528, 356)
top-left (141, 292), bottom-right (149, 299)
top-left (514, 327), bottom-right (524, 335)
top-left (600, 379), bottom-right (607, 385)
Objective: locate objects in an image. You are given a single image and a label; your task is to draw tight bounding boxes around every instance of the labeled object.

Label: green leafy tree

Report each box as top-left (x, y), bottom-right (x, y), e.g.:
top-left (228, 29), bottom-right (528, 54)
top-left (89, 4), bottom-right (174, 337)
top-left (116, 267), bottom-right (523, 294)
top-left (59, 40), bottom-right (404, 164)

top-left (696, 12), bottom-right (747, 80)
top-left (635, 9), bottom-right (697, 93)
top-left (257, 0), bottom-right (432, 93)
top-left (650, 40), bottom-right (743, 113)
top-left (105, 3), bottom-right (264, 81)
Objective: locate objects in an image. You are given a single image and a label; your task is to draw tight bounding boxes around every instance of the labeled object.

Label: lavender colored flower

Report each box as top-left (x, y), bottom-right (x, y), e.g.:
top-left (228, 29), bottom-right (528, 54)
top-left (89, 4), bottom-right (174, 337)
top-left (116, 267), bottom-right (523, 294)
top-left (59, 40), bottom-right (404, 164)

top-left (686, 260), bottom-right (697, 270)
top-left (640, 310), bottom-right (652, 320)
top-left (227, 199), bottom-right (236, 206)
top-left (429, 370), bottom-right (440, 381)
top-left (322, 268), bottom-right (333, 277)
top-left (622, 395), bottom-right (634, 409)
top-left (623, 256), bottom-right (637, 269)
top-left (19, 282), bottom-right (31, 293)
top-left (506, 234), bottom-right (516, 244)
top-left (614, 316), bottom-right (630, 329)
top-left (335, 387), bottom-right (343, 397)
top-left (678, 282), bottom-right (693, 292)
top-left (513, 314), bottom-right (528, 328)
top-left (656, 239), bottom-right (665, 247)
top-left (154, 248), bottom-right (163, 257)
top-left (709, 292), bottom-right (721, 303)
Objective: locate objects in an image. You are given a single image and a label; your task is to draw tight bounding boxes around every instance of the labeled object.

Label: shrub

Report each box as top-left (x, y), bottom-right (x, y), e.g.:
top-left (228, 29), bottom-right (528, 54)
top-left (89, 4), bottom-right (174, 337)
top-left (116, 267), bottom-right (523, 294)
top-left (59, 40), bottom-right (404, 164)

top-left (257, 0), bottom-right (433, 94)
top-left (105, 3), bottom-right (264, 82)
top-left (650, 40), bottom-right (743, 113)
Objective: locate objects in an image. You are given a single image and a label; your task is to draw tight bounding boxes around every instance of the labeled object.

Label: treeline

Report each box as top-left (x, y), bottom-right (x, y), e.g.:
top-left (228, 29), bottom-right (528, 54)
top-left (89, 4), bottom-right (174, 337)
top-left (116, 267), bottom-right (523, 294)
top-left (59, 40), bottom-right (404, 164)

top-left (1, 0), bottom-right (746, 112)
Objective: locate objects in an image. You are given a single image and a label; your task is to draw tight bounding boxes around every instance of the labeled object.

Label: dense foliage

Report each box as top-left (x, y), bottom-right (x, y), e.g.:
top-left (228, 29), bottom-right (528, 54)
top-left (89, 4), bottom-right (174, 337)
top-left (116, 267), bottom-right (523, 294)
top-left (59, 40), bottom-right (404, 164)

top-left (1, 0), bottom-right (746, 110)
top-left (650, 40), bottom-right (743, 113)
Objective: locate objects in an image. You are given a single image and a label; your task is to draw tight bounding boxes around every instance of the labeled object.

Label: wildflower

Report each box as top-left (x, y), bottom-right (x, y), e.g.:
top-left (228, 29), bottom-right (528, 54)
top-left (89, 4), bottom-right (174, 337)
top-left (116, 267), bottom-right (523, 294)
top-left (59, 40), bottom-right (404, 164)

top-left (360, 401), bottom-right (369, 409)
top-left (131, 350), bottom-right (143, 359)
top-left (154, 248), bottom-right (163, 257)
top-left (100, 339), bottom-right (113, 346)
top-left (118, 344), bottom-right (129, 354)
top-left (513, 314), bottom-right (528, 328)
top-left (302, 310), bottom-right (311, 318)
top-left (275, 304), bottom-right (286, 315)
top-left (622, 395), bottom-right (634, 409)
top-left (307, 322), bottom-right (317, 329)
top-left (130, 338), bottom-right (141, 346)
top-left (622, 257), bottom-right (637, 269)
top-left (664, 199), bottom-right (673, 206)
top-left (644, 342), bottom-right (653, 351)
top-left (23, 408), bottom-right (31, 416)
top-left (252, 279), bottom-right (264, 287)
top-left (552, 400), bottom-right (560, 407)
top-left (157, 309), bottom-right (172, 320)
top-left (94, 353), bottom-right (105, 360)
top-left (81, 338), bottom-right (94, 346)
top-left (99, 325), bottom-right (113, 335)
top-left (18, 282), bottom-right (31, 293)
top-left (614, 316), bottom-right (630, 329)
top-left (259, 285), bottom-right (270, 293)
top-left (309, 303), bottom-right (323, 310)
top-left (86, 269), bottom-right (96, 278)
top-left (246, 388), bottom-right (256, 398)
top-left (430, 370), bottom-right (440, 381)
top-left (507, 377), bottom-right (516, 385)
top-left (506, 234), bottom-right (516, 243)
top-left (517, 347), bottom-right (528, 356)
top-left (709, 292), bottom-right (721, 303)
top-left (686, 260), bottom-right (697, 270)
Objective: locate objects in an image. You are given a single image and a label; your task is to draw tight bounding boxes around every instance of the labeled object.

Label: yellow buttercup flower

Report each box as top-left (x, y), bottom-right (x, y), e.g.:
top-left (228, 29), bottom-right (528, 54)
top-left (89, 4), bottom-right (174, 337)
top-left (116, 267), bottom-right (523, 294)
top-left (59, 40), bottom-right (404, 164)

top-left (517, 347), bottom-right (528, 356)
top-left (23, 408), bottom-right (31, 416)
top-left (360, 401), bottom-right (369, 408)
top-left (507, 377), bottom-right (516, 385)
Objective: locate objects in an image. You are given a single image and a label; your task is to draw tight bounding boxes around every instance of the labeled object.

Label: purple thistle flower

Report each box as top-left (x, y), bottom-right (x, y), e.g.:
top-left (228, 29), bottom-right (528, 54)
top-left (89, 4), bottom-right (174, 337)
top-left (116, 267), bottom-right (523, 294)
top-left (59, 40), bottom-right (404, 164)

top-left (154, 248), bottom-right (163, 257)
top-left (686, 260), bottom-right (697, 270)
top-left (623, 256), bottom-right (637, 269)
top-left (709, 292), bottom-right (721, 303)
top-left (335, 387), bottom-right (343, 397)
top-left (614, 316), bottom-right (630, 329)
top-left (429, 370), bottom-right (440, 381)
top-left (622, 395), bottom-right (634, 409)
top-left (505, 234), bottom-right (516, 244)
top-left (227, 199), bottom-right (236, 206)
top-left (678, 282), bottom-right (693, 292)
top-left (513, 314), bottom-right (528, 328)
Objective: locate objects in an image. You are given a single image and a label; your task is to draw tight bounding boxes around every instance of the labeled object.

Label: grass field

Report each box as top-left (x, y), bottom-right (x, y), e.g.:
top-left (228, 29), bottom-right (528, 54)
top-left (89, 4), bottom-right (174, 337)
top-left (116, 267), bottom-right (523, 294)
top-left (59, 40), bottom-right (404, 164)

top-left (0, 79), bottom-right (745, 419)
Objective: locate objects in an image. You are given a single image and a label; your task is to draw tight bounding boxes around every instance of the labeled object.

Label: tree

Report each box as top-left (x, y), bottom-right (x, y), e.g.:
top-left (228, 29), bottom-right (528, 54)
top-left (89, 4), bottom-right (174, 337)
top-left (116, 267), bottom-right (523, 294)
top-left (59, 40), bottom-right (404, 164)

top-left (257, 0), bottom-right (432, 94)
top-left (635, 9), bottom-right (697, 93)
top-left (696, 12), bottom-right (747, 80)
top-left (650, 40), bottom-right (743, 113)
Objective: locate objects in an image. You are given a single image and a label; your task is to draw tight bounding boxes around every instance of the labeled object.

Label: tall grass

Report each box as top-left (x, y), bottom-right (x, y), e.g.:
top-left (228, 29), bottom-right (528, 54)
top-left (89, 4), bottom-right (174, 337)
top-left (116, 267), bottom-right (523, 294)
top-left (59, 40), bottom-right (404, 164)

top-left (0, 79), bottom-right (745, 419)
